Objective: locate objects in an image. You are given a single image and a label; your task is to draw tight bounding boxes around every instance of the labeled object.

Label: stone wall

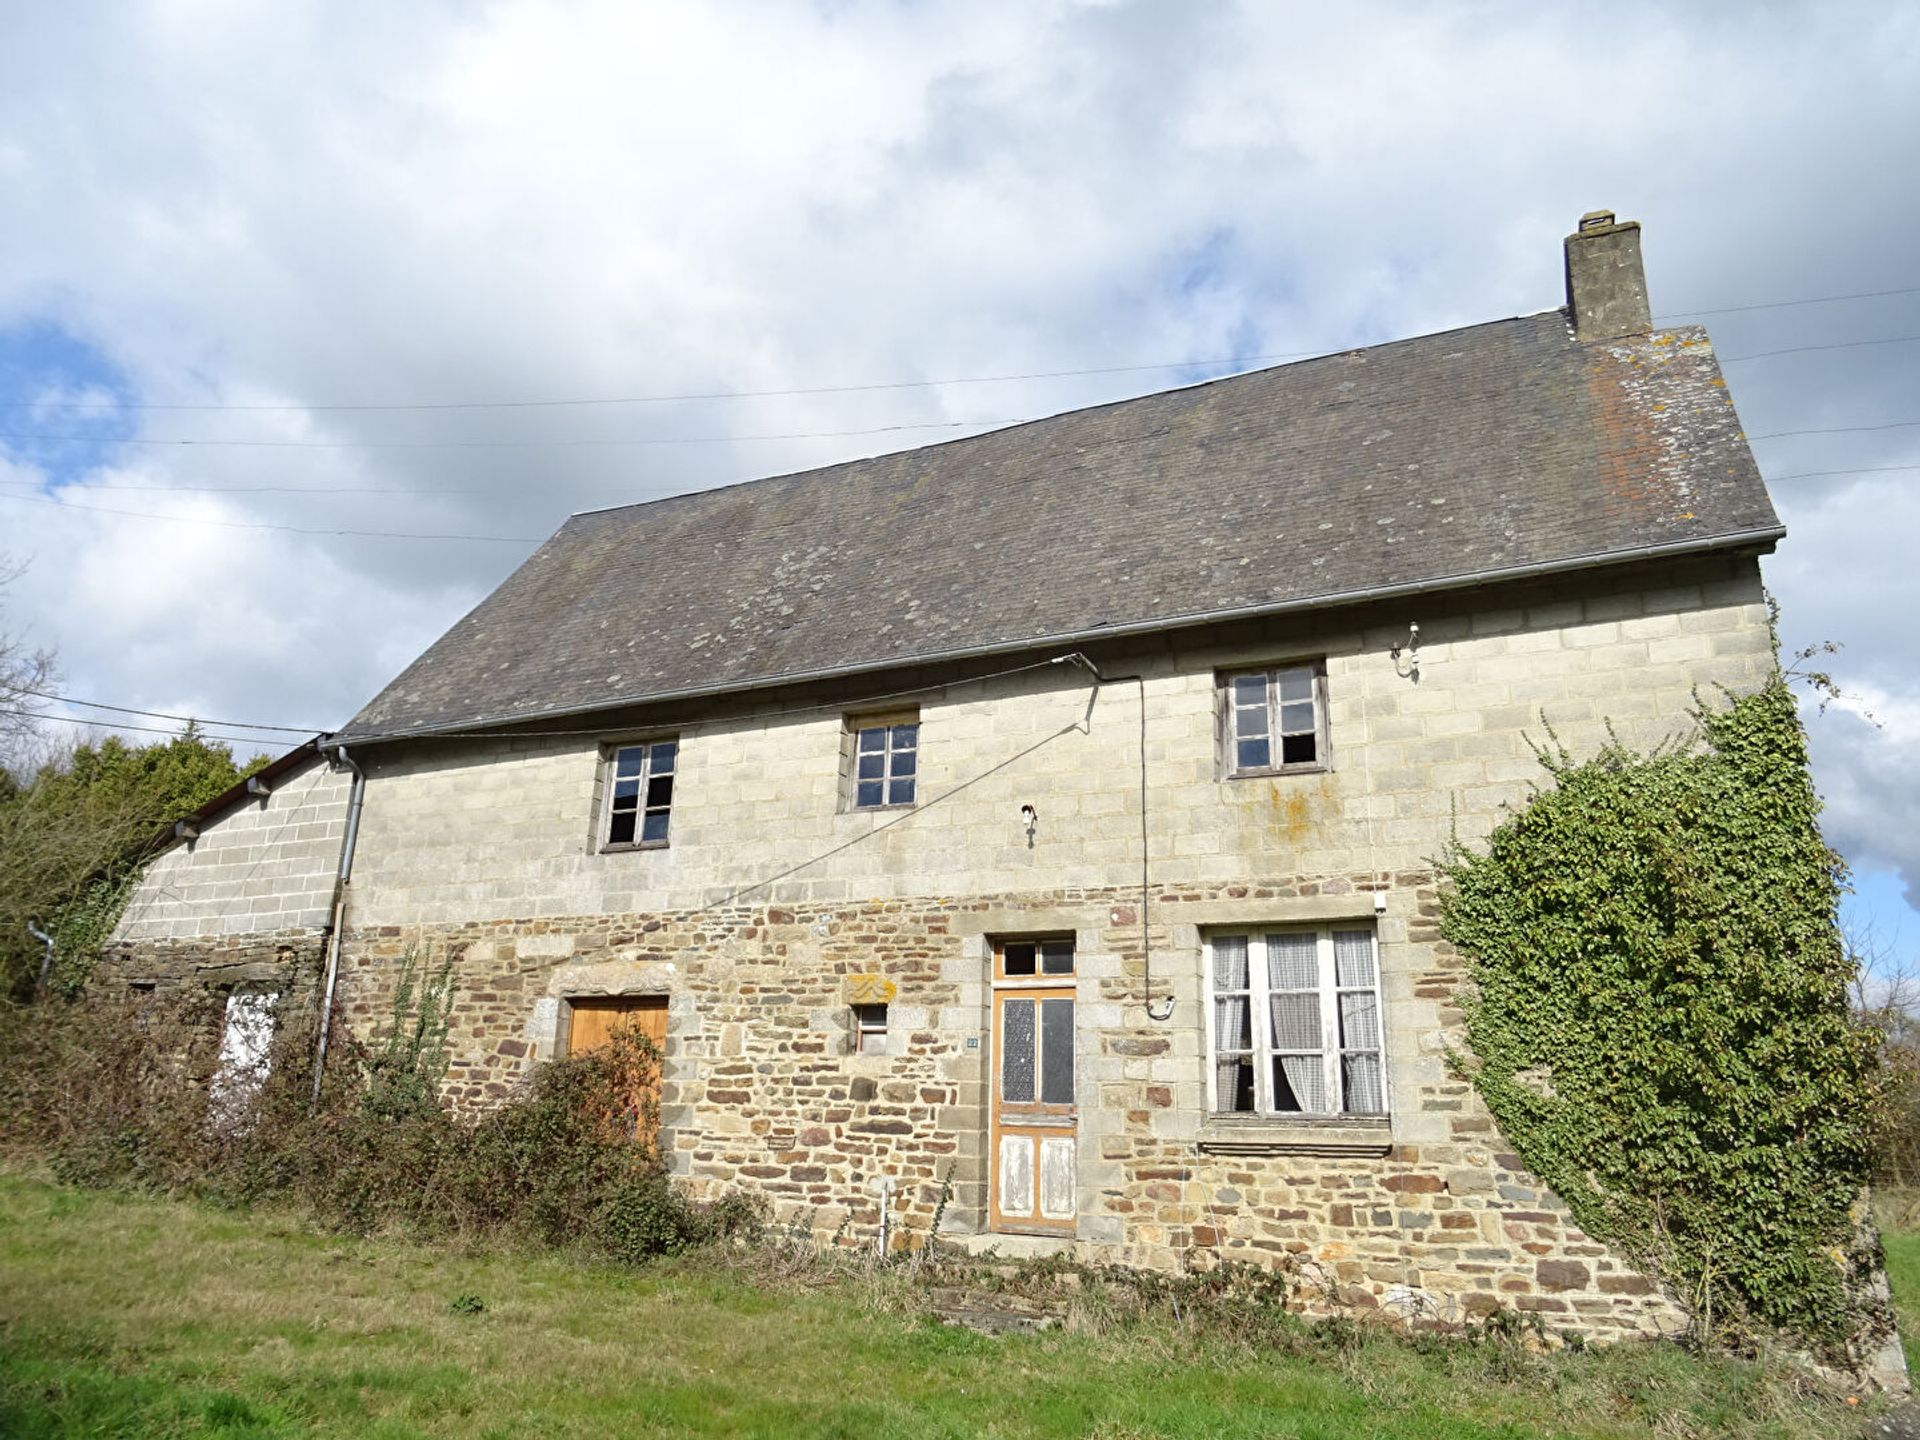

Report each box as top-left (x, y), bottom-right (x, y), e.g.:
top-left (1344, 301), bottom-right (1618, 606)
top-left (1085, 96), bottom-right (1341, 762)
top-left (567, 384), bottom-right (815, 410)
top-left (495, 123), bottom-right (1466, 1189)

top-left (340, 863), bottom-right (1686, 1342)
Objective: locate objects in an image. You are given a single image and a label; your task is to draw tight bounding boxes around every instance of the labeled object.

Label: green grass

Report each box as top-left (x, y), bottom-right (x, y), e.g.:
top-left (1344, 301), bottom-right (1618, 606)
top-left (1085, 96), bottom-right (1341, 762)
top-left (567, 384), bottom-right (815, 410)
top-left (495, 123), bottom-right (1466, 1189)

top-left (0, 1174), bottom-right (1879, 1438)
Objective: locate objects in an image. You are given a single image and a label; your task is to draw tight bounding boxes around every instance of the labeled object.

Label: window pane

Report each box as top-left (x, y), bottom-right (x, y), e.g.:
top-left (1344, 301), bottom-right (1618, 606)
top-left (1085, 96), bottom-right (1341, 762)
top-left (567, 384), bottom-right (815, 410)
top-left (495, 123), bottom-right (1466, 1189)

top-left (1270, 993), bottom-right (1322, 1051)
top-left (1212, 936), bottom-right (1249, 990)
top-left (651, 741), bottom-right (677, 773)
top-left (1001, 999), bottom-right (1035, 1103)
top-left (615, 748), bottom-right (645, 777)
top-left (608, 811), bottom-right (637, 845)
top-left (1235, 737), bottom-right (1272, 770)
top-left (1040, 941), bottom-right (1074, 975)
top-left (1333, 930), bottom-right (1376, 987)
top-left (1277, 668), bottom-right (1314, 704)
top-left (1003, 943), bottom-right (1036, 977)
top-left (613, 777), bottom-right (640, 801)
top-left (1339, 990), bottom-right (1380, 1050)
top-left (1343, 1053), bottom-right (1385, 1114)
top-left (1280, 732), bottom-right (1317, 764)
top-left (891, 723), bottom-right (918, 748)
top-left (1234, 700), bottom-right (1269, 735)
top-left (855, 780), bottom-right (883, 808)
top-left (857, 752), bottom-right (885, 779)
top-left (640, 811), bottom-right (670, 844)
top-left (1274, 1055), bottom-right (1328, 1113)
top-left (1280, 700), bottom-right (1315, 733)
top-left (1265, 933), bottom-right (1318, 991)
top-left (1215, 995), bottom-right (1250, 1050)
top-left (1040, 999), bottom-right (1074, 1104)
top-left (645, 774), bottom-right (673, 808)
top-left (891, 749), bottom-right (917, 776)
top-left (1231, 674), bottom-right (1267, 707)
top-left (1217, 1057), bottom-right (1254, 1112)
top-left (858, 727), bottom-right (886, 752)
top-left (887, 777), bottom-right (915, 805)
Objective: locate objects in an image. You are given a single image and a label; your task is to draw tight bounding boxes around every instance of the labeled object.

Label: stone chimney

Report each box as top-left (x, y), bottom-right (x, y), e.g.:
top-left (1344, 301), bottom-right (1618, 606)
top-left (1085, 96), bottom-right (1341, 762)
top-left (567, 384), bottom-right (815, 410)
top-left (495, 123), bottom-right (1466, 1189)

top-left (1564, 209), bottom-right (1651, 340)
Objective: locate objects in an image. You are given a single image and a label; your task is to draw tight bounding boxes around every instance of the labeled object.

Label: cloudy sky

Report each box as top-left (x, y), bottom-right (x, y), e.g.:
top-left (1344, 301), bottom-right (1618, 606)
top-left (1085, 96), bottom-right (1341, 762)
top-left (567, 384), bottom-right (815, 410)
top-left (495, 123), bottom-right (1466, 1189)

top-left (2, 1), bottom-right (1917, 945)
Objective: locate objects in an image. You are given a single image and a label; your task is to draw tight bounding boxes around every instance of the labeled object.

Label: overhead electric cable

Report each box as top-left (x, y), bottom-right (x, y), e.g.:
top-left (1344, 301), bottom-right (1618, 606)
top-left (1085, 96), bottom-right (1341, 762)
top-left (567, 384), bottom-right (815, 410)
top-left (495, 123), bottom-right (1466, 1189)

top-left (1721, 335), bottom-right (1920, 363)
top-left (0, 705), bottom-right (304, 747)
top-left (1749, 420), bottom-right (1920, 441)
top-left (0, 489), bottom-right (540, 542)
top-left (0, 417), bottom-right (1022, 450)
top-left (18, 688), bottom-right (321, 734)
top-left (1654, 285), bottom-right (1920, 319)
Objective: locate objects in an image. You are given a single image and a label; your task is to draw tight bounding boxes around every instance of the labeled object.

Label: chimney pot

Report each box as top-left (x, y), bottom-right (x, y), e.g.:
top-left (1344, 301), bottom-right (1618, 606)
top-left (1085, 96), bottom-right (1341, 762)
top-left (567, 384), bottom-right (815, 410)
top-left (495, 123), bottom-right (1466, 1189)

top-left (1564, 208), bottom-right (1651, 341)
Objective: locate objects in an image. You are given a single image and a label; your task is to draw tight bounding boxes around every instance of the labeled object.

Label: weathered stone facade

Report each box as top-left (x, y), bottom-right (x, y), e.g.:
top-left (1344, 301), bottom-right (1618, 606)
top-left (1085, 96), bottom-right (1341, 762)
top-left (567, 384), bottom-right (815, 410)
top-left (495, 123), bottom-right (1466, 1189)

top-left (108, 553), bottom-right (1777, 1344)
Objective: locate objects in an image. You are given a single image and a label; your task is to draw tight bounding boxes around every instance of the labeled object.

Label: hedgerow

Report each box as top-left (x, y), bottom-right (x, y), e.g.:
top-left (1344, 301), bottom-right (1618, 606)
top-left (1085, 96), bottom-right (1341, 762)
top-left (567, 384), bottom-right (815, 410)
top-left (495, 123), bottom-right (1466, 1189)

top-left (1440, 677), bottom-right (1884, 1356)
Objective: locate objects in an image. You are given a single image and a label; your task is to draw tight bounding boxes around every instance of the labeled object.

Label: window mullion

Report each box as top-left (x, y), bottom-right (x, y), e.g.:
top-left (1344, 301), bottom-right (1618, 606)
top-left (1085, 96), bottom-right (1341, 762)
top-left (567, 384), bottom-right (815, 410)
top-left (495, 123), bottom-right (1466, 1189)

top-left (1318, 930), bottom-right (1341, 1114)
top-left (1252, 935), bottom-right (1270, 1115)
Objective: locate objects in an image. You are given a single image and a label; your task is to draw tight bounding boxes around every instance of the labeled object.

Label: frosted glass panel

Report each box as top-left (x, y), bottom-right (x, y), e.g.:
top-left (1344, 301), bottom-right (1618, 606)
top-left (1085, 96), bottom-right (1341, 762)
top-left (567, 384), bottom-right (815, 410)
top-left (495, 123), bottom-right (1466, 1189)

top-left (1266, 933), bottom-right (1318, 991)
top-left (1333, 930), bottom-right (1376, 987)
top-left (1040, 999), bottom-right (1074, 1105)
top-left (1001, 999), bottom-right (1035, 1103)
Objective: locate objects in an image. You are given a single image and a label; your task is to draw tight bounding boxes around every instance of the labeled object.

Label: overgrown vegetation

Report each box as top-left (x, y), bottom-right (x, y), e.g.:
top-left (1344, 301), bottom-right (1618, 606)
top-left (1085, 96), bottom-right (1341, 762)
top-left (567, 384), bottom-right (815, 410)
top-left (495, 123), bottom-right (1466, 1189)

top-left (1440, 678), bottom-right (1885, 1359)
top-left (0, 946), bottom-right (759, 1263)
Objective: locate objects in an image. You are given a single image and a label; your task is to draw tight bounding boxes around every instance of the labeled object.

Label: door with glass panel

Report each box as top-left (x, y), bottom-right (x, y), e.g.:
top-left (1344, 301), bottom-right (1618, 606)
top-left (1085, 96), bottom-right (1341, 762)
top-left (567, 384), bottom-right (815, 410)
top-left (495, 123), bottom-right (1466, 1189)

top-left (990, 938), bottom-right (1077, 1233)
top-left (1210, 929), bottom-right (1385, 1117)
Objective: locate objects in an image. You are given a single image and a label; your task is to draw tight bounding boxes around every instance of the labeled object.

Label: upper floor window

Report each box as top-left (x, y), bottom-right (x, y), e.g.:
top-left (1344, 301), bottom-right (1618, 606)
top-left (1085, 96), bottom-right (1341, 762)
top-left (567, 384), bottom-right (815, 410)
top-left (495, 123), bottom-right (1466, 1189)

top-left (604, 738), bottom-right (677, 848)
top-left (1222, 662), bottom-right (1326, 775)
top-left (848, 710), bottom-right (918, 810)
top-left (1208, 927), bottom-right (1384, 1118)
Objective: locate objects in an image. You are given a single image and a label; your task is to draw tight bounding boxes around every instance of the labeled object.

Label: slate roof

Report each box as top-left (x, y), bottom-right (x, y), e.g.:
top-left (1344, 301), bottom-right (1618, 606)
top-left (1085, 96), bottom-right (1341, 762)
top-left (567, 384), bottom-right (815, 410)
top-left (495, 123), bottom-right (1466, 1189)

top-left (341, 310), bottom-right (1781, 741)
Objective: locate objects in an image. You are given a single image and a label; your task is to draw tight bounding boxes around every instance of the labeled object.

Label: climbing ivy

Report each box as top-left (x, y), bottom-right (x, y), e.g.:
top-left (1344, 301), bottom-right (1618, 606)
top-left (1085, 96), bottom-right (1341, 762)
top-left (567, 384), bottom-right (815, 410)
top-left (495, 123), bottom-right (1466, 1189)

top-left (1439, 677), bottom-right (1883, 1352)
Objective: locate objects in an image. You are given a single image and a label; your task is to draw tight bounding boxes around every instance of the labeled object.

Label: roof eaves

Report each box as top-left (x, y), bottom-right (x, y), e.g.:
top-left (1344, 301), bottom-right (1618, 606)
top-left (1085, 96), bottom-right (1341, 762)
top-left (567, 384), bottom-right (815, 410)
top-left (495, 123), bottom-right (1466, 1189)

top-left (334, 522), bottom-right (1783, 747)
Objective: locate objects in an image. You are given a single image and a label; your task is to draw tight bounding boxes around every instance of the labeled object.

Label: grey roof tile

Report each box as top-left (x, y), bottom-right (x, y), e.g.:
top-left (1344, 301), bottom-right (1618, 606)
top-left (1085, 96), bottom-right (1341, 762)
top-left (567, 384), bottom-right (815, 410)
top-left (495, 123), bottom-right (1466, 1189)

top-left (342, 311), bottom-right (1778, 739)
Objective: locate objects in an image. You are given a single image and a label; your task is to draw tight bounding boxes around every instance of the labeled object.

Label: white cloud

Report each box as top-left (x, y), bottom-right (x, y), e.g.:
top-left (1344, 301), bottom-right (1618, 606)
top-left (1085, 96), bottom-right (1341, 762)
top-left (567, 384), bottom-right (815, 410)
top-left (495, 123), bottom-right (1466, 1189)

top-left (1, 1), bottom-right (1918, 922)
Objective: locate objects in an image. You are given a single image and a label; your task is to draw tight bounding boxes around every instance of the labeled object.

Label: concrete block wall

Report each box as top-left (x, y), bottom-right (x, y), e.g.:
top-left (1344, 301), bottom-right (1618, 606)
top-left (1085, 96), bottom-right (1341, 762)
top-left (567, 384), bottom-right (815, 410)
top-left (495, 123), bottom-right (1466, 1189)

top-left (112, 753), bottom-right (353, 943)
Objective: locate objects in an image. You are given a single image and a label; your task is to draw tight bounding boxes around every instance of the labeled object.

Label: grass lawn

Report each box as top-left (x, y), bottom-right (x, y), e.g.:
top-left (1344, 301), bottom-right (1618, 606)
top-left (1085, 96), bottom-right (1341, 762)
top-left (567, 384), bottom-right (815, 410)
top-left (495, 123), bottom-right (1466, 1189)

top-left (0, 1173), bottom-right (1884, 1439)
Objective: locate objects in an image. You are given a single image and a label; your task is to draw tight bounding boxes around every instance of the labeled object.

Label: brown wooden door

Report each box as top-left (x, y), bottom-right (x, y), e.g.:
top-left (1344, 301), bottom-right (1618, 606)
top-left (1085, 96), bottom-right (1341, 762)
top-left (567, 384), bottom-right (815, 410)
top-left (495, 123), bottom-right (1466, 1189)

top-left (567, 996), bottom-right (667, 1139)
top-left (990, 937), bottom-right (1077, 1234)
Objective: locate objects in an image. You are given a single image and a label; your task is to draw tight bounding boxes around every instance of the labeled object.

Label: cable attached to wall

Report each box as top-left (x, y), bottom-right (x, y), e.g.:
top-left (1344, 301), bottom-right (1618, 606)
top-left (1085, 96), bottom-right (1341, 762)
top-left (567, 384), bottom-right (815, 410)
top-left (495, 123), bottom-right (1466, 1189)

top-left (1053, 653), bottom-right (1173, 1023)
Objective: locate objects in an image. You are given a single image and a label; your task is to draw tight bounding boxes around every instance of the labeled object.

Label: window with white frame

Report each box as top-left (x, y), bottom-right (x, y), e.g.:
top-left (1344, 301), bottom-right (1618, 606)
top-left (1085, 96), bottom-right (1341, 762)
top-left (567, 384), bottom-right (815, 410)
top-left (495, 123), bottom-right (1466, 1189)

top-left (848, 711), bottom-right (918, 809)
top-left (1222, 662), bottom-right (1326, 774)
top-left (603, 738), bottom-right (678, 848)
top-left (1208, 928), bottom-right (1385, 1117)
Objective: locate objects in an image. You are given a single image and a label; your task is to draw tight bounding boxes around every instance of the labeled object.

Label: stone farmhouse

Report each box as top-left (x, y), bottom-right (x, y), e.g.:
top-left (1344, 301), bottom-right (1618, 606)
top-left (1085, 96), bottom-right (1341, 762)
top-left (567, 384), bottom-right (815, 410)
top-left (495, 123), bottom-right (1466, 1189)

top-left (104, 213), bottom-right (1785, 1339)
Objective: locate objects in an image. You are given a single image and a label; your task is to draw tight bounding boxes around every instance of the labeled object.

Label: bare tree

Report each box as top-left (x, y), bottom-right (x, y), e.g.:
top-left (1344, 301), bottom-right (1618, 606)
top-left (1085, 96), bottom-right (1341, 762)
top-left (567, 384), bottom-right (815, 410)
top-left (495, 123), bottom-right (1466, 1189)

top-left (0, 554), bottom-right (58, 774)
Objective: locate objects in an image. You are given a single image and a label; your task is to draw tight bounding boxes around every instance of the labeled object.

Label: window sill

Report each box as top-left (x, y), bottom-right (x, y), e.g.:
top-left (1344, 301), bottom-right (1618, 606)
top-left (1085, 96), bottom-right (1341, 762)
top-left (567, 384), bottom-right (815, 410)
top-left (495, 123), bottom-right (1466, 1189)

top-left (1225, 763), bottom-right (1330, 781)
top-left (1197, 1116), bottom-right (1392, 1157)
top-left (845, 802), bottom-right (917, 815)
top-left (599, 840), bottom-right (671, 854)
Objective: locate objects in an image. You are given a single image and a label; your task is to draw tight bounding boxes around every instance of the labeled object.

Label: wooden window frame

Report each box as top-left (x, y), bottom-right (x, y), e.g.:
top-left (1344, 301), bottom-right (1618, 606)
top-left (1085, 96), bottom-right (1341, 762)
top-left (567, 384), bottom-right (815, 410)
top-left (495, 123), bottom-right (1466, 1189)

top-left (1203, 926), bottom-right (1388, 1120)
top-left (852, 1002), bottom-right (889, 1056)
top-left (843, 708), bottom-right (920, 812)
top-left (597, 736), bottom-right (679, 852)
top-left (1217, 660), bottom-right (1330, 778)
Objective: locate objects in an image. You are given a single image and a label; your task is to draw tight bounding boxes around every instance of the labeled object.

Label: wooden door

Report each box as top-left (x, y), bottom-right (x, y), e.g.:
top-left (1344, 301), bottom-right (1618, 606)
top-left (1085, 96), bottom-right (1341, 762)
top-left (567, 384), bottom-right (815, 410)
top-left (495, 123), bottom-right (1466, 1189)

top-left (567, 996), bottom-right (667, 1139)
top-left (990, 938), bottom-right (1077, 1234)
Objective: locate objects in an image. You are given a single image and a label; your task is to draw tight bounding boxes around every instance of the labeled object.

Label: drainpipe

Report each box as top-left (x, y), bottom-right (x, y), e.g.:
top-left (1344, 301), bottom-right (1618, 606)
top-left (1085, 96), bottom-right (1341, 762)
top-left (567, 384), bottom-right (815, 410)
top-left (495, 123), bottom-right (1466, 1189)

top-left (26, 920), bottom-right (55, 994)
top-left (310, 745), bottom-right (367, 1109)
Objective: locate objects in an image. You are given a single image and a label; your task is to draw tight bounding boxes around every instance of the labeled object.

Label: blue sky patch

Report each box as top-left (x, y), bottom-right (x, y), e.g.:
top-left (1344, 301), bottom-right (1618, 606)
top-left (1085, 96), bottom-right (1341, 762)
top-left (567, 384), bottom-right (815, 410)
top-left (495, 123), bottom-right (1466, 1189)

top-left (0, 319), bottom-right (135, 484)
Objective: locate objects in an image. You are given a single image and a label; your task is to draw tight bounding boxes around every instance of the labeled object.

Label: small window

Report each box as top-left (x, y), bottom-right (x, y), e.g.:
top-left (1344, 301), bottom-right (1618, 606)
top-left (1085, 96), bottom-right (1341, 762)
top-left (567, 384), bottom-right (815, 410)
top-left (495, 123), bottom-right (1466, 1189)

top-left (848, 711), bottom-right (918, 810)
top-left (1000, 938), bottom-right (1075, 979)
top-left (1222, 663), bottom-right (1326, 775)
top-left (604, 738), bottom-right (678, 848)
top-left (1208, 928), bottom-right (1384, 1118)
top-left (853, 1003), bottom-right (889, 1055)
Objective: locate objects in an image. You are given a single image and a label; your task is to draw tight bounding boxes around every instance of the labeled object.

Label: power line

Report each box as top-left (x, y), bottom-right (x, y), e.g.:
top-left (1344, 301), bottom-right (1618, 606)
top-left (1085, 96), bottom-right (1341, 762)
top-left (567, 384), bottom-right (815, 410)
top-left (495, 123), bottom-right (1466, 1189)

top-left (1750, 420), bottom-right (1920, 441)
top-left (1654, 285), bottom-right (1920, 319)
top-left (0, 705), bottom-right (299, 748)
top-left (18, 688), bottom-right (320, 734)
top-left (0, 488), bottom-right (540, 542)
top-left (1721, 334), bottom-right (1920, 363)
top-left (0, 417), bottom-right (1022, 451)
top-left (1767, 464), bottom-right (1920, 482)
